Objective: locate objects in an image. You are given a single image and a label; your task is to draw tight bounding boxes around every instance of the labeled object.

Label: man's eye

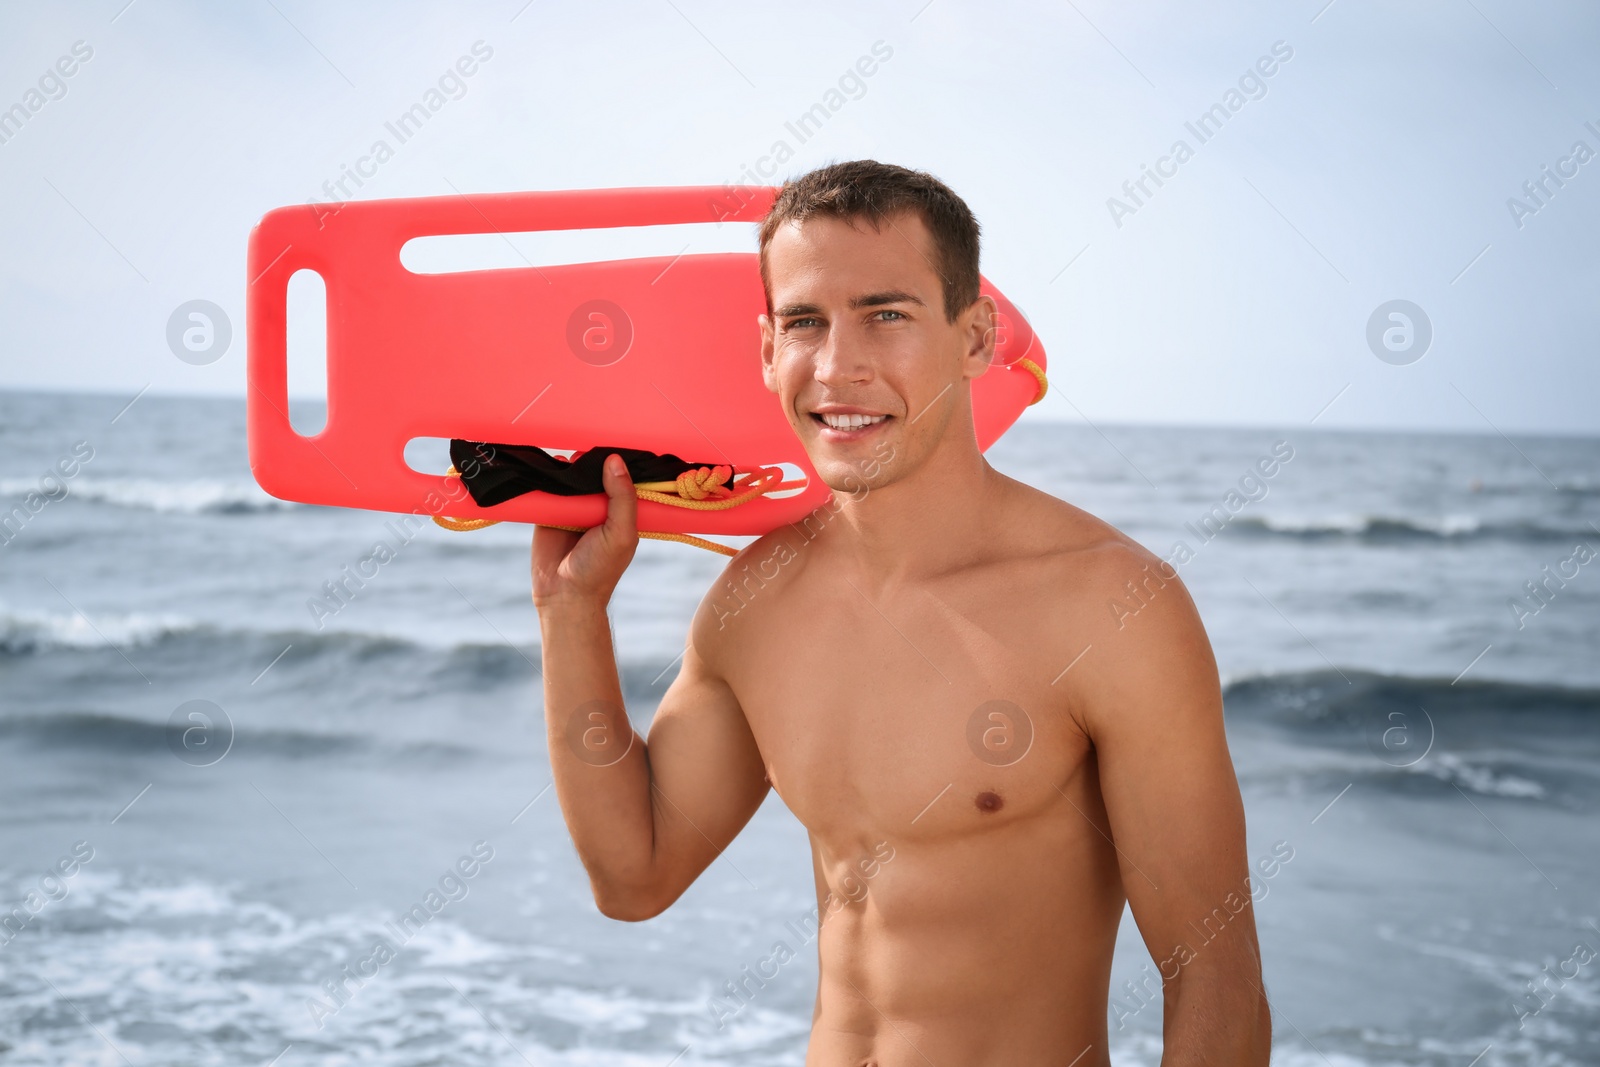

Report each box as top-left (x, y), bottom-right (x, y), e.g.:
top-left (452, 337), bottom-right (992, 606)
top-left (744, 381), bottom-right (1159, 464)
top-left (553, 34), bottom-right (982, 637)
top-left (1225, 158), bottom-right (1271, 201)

top-left (874, 310), bottom-right (906, 322)
top-left (786, 317), bottom-right (821, 329)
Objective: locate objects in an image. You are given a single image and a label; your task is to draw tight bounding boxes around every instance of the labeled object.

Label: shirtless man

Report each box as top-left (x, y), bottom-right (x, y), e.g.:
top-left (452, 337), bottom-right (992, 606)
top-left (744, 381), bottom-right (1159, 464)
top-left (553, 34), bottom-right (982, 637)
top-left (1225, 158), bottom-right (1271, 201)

top-left (532, 160), bottom-right (1271, 1065)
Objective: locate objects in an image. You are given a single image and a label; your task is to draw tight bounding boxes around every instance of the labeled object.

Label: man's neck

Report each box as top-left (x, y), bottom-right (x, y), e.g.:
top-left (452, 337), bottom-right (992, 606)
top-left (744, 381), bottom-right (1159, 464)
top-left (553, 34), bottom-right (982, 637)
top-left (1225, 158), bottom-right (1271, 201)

top-left (828, 423), bottom-right (1001, 587)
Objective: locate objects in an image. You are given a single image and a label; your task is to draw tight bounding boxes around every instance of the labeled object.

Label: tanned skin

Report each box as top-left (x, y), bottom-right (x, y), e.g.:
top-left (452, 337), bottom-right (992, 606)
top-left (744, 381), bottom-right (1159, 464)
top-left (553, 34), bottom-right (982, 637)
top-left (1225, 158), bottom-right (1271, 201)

top-left (532, 211), bottom-right (1271, 1065)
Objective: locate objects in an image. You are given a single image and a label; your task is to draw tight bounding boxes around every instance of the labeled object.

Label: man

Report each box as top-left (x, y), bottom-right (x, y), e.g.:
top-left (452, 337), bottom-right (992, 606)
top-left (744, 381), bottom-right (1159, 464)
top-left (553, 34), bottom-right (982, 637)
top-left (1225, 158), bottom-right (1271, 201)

top-left (531, 160), bottom-right (1270, 1065)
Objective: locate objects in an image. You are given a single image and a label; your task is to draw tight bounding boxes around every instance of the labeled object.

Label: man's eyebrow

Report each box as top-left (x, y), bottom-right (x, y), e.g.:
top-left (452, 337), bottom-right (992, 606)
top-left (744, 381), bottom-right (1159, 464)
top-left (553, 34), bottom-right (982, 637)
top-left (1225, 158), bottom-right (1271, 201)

top-left (851, 290), bottom-right (924, 310)
top-left (775, 302), bottom-right (822, 318)
top-left (773, 291), bottom-right (926, 318)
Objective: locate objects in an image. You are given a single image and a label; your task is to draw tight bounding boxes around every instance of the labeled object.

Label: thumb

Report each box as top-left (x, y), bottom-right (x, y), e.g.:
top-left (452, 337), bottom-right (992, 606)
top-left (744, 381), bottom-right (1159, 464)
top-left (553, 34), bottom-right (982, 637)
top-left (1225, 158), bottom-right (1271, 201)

top-left (599, 453), bottom-right (638, 546)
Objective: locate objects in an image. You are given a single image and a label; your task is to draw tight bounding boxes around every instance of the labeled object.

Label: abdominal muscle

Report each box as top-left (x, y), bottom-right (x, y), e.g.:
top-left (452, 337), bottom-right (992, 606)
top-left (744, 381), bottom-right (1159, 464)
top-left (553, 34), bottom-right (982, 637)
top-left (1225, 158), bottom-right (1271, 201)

top-left (803, 822), bottom-right (1126, 1067)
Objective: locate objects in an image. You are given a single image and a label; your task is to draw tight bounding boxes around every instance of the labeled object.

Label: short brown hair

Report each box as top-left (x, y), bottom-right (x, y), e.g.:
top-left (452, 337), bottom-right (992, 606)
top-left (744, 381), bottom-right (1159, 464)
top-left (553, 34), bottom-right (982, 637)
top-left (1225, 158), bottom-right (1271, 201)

top-left (757, 160), bottom-right (981, 323)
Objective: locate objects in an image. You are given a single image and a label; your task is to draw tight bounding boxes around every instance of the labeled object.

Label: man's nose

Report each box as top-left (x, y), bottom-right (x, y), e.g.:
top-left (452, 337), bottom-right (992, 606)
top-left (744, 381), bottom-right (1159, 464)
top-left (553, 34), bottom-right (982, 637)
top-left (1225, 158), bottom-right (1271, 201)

top-left (813, 325), bottom-right (872, 387)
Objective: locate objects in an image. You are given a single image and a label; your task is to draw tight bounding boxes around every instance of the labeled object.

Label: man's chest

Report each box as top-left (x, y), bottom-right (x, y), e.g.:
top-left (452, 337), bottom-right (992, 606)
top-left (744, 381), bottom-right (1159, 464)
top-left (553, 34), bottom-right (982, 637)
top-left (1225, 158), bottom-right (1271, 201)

top-left (720, 580), bottom-right (1095, 842)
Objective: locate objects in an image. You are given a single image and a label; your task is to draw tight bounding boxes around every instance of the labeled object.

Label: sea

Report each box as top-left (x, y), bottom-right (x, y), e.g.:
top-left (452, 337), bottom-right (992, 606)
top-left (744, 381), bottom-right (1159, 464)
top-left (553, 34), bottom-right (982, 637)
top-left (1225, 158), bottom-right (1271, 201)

top-left (1, 388), bottom-right (1597, 1066)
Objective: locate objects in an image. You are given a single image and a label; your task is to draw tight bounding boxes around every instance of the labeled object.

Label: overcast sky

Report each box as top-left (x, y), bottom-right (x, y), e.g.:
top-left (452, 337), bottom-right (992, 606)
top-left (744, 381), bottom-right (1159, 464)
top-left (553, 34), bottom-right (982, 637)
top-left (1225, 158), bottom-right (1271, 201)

top-left (1, 0), bottom-right (1596, 435)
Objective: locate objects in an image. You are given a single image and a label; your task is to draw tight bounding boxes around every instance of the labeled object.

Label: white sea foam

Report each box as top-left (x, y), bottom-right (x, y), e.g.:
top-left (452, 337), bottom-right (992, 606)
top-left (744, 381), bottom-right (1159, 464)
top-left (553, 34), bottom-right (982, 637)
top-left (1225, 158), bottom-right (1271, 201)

top-left (2, 865), bottom-right (1579, 1067)
top-left (100, 879), bottom-right (236, 918)
top-left (0, 602), bottom-right (197, 652)
top-left (0, 476), bottom-right (294, 514)
top-left (1426, 514), bottom-right (1485, 536)
top-left (1414, 752), bottom-right (1546, 799)
top-left (1252, 513), bottom-right (1483, 537)
top-left (1256, 513), bottom-right (1372, 534)
top-left (0, 868), bottom-right (756, 1066)
top-left (530, 985), bottom-right (653, 1030)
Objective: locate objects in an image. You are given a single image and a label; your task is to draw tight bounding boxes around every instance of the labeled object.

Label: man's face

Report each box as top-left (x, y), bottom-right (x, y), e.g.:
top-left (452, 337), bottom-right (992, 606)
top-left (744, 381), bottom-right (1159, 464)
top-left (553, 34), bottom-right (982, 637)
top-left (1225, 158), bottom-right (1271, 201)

top-left (759, 212), bottom-right (995, 494)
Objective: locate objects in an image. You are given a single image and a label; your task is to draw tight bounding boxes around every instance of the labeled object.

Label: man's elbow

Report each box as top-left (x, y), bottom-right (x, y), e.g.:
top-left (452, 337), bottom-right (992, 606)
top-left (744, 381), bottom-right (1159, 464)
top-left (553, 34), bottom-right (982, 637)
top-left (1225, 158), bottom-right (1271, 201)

top-left (1223, 969), bottom-right (1273, 1061)
top-left (1219, 963), bottom-right (1272, 1053)
top-left (591, 879), bottom-right (673, 922)
top-left (594, 892), bottom-right (666, 923)
top-left (1166, 954), bottom-right (1273, 1062)
top-left (1249, 985), bottom-right (1272, 1053)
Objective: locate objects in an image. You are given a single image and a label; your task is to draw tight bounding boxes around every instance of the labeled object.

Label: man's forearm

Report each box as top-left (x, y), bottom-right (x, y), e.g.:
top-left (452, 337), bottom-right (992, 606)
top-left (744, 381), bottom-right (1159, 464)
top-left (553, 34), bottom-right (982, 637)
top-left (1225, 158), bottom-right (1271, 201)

top-left (538, 597), bottom-right (661, 917)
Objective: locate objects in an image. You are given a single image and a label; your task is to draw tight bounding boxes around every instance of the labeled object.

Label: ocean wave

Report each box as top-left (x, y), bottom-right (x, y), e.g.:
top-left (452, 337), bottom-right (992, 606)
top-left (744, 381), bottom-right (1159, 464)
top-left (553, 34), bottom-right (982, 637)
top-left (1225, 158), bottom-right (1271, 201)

top-left (1223, 668), bottom-right (1600, 721)
top-left (1228, 514), bottom-right (1593, 543)
top-left (0, 608), bottom-right (552, 707)
top-left (0, 868), bottom-right (794, 1067)
top-left (0, 606), bottom-right (432, 659)
top-left (0, 610), bottom-right (678, 696)
top-left (1409, 751), bottom-right (1546, 799)
top-left (0, 710), bottom-right (477, 763)
top-left (2, 866), bottom-right (1561, 1067)
top-left (0, 475), bottom-right (295, 514)
top-left (1225, 669), bottom-right (1600, 803)
top-left (1239, 746), bottom-right (1562, 802)
top-left (0, 603), bottom-right (198, 653)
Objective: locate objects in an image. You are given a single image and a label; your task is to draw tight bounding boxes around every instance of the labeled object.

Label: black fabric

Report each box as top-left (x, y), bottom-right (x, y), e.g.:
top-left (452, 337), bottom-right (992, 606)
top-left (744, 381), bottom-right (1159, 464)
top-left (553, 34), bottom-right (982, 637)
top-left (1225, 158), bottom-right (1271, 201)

top-left (449, 440), bottom-right (732, 507)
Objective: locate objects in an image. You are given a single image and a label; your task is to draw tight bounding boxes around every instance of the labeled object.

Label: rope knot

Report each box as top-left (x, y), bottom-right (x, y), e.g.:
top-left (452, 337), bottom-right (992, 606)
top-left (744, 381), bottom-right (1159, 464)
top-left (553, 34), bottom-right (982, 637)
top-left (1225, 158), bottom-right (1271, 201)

top-left (675, 464), bottom-right (733, 500)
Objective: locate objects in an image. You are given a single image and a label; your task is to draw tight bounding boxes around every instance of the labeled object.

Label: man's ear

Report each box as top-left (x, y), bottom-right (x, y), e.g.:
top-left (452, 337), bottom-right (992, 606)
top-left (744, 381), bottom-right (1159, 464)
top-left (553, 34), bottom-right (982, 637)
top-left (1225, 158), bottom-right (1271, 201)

top-left (963, 294), bottom-right (999, 380)
top-left (759, 313), bottom-right (779, 393)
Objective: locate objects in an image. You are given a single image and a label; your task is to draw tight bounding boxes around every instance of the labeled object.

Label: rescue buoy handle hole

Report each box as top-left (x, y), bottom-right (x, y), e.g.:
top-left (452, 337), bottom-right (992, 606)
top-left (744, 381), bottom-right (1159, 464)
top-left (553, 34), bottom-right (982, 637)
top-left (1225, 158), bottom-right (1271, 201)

top-left (286, 268), bottom-right (328, 437)
top-left (402, 438), bottom-right (807, 501)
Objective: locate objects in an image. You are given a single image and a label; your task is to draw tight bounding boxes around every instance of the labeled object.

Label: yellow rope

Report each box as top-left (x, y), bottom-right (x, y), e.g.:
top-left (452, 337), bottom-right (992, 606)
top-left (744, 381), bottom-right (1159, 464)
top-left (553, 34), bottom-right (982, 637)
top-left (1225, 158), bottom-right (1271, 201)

top-left (634, 465), bottom-right (787, 510)
top-left (430, 356), bottom-right (1047, 554)
top-left (432, 515), bottom-right (501, 532)
top-left (553, 524), bottom-right (740, 556)
top-left (432, 463), bottom-right (790, 553)
top-left (432, 509), bottom-right (740, 554)
top-left (1014, 355), bottom-right (1048, 405)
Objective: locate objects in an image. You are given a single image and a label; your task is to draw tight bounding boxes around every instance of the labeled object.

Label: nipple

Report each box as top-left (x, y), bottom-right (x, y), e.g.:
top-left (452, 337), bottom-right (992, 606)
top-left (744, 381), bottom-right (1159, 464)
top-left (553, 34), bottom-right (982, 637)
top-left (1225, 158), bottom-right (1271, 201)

top-left (975, 791), bottom-right (1004, 813)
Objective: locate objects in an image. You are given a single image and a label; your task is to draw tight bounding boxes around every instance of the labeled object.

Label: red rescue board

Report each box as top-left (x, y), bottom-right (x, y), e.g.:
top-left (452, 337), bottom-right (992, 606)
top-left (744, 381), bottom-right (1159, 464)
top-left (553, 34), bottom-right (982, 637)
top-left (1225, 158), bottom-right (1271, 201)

top-left (246, 186), bottom-right (1045, 535)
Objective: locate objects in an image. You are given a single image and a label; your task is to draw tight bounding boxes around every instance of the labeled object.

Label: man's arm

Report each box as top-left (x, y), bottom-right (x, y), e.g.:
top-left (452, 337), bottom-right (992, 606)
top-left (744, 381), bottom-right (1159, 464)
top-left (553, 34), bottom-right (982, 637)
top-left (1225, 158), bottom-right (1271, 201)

top-left (1076, 545), bottom-right (1271, 1064)
top-left (533, 455), bottom-right (768, 921)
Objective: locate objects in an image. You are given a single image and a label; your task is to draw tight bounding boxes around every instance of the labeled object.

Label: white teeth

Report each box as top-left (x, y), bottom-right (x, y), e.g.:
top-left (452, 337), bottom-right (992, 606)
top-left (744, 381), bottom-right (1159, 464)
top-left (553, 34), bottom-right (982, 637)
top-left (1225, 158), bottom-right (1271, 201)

top-left (819, 413), bottom-right (887, 431)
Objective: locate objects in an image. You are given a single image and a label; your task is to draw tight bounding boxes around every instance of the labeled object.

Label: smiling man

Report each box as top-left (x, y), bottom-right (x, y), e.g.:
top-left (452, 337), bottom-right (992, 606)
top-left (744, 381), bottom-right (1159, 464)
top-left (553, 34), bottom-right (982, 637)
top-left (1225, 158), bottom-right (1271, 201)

top-left (531, 160), bottom-right (1271, 1065)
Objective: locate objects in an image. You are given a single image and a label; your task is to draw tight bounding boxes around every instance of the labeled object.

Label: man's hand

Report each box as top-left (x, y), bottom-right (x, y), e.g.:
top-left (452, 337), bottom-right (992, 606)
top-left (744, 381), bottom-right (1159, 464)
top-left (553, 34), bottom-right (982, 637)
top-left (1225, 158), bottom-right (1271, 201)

top-left (532, 454), bottom-right (639, 609)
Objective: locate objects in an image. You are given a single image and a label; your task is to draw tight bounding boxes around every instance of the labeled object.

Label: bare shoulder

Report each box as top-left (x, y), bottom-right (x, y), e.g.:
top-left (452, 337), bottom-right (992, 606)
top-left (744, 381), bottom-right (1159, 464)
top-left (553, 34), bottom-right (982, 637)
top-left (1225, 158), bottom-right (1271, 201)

top-left (988, 475), bottom-right (1218, 712)
top-left (685, 525), bottom-right (815, 673)
top-left (989, 474), bottom-right (1183, 605)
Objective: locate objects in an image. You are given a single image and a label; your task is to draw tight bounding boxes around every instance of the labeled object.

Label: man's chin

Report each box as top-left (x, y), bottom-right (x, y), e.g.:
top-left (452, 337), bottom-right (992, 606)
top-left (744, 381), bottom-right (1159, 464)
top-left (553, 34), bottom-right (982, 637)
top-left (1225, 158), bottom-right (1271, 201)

top-left (801, 454), bottom-right (898, 497)
top-left (791, 418), bottom-right (901, 494)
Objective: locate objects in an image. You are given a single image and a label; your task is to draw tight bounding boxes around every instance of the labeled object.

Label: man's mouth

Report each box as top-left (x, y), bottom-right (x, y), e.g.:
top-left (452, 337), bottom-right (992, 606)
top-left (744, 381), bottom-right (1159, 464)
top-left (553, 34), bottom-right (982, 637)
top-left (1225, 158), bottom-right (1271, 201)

top-left (814, 412), bottom-right (888, 431)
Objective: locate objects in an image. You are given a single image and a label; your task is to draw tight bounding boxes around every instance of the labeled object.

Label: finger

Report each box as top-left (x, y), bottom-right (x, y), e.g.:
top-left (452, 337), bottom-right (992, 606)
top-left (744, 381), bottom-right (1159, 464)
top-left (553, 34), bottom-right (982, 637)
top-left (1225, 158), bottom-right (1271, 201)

top-left (599, 454), bottom-right (638, 550)
top-left (532, 525), bottom-right (583, 589)
top-left (533, 523), bottom-right (582, 563)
